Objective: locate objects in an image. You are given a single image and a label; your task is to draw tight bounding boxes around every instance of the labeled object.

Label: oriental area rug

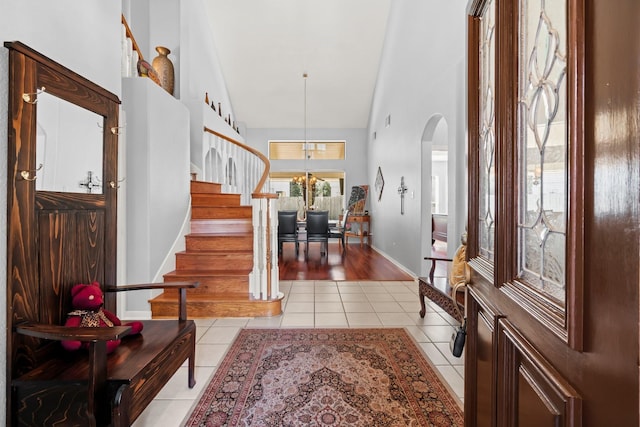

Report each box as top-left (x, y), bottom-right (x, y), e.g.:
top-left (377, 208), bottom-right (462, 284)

top-left (185, 328), bottom-right (464, 427)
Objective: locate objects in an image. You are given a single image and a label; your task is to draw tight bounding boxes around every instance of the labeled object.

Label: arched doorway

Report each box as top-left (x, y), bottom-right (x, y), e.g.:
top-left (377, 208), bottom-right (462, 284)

top-left (420, 114), bottom-right (450, 276)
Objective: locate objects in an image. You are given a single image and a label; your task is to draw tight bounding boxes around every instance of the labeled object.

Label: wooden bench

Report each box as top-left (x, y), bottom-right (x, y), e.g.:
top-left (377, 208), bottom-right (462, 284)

top-left (418, 265), bottom-right (465, 322)
top-left (419, 215), bottom-right (466, 322)
top-left (11, 281), bottom-right (198, 427)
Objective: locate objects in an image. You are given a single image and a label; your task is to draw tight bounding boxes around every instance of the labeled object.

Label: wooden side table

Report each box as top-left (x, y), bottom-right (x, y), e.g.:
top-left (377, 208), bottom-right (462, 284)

top-left (345, 214), bottom-right (371, 246)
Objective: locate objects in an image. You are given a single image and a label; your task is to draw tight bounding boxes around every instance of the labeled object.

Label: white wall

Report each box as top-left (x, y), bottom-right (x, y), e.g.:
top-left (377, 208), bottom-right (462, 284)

top-left (122, 78), bottom-right (191, 313)
top-left (181, 0), bottom-right (240, 174)
top-left (367, 0), bottom-right (467, 274)
top-left (1, 2), bottom-right (122, 95)
top-left (180, 0), bottom-right (232, 108)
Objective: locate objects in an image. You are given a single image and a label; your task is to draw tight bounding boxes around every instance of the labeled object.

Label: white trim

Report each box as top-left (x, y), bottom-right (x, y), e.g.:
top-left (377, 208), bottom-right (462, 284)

top-left (370, 244), bottom-right (418, 280)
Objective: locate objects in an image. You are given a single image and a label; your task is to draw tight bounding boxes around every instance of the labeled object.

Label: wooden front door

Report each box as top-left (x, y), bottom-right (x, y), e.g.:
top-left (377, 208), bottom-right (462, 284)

top-left (6, 42), bottom-right (120, 380)
top-left (465, 1), bottom-right (639, 426)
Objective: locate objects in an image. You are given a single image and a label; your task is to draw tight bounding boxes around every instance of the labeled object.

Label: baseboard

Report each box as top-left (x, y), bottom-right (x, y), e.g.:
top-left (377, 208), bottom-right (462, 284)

top-left (370, 244), bottom-right (418, 280)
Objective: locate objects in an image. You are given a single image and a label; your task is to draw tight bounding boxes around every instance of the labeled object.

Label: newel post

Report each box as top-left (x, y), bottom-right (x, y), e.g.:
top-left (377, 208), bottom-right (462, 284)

top-left (249, 194), bottom-right (280, 300)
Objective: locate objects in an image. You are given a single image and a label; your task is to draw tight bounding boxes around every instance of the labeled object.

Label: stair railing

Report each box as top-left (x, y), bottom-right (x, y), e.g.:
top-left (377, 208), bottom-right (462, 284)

top-left (203, 127), bottom-right (280, 303)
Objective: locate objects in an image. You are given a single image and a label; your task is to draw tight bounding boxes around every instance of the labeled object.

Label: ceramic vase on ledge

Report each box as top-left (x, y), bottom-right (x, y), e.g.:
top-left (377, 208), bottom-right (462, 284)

top-left (152, 46), bottom-right (175, 95)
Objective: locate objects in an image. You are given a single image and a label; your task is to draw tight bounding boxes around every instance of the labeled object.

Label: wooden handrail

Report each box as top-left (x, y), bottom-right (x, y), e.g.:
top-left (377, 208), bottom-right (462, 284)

top-left (121, 14), bottom-right (145, 62)
top-left (203, 126), bottom-right (273, 198)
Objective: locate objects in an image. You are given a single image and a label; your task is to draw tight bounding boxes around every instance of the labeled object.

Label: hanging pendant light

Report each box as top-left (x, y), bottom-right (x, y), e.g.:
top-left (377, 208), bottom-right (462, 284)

top-left (303, 72), bottom-right (311, 207)
top-left (303, 73), bottom-right (309, 160)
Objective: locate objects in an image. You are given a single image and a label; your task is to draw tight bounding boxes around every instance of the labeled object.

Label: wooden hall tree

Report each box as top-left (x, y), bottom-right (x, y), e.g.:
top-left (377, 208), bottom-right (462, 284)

top-left (465, 0), bottom-right (639, 426)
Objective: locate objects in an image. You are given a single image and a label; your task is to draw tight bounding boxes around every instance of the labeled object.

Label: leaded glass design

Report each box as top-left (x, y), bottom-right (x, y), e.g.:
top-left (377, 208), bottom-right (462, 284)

top-left (478, 0), bottom-right (496, 261)
top-left (517, 0), bottom-right (567, 303)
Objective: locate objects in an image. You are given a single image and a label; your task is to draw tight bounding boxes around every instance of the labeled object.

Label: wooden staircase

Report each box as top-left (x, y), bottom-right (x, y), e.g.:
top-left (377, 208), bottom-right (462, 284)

top-left (149, 181), bottom-right (283, 318)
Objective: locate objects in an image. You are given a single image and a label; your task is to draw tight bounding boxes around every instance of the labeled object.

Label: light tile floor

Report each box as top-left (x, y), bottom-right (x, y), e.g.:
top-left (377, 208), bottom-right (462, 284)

top-left (132, 280), bottom-right (465, 426)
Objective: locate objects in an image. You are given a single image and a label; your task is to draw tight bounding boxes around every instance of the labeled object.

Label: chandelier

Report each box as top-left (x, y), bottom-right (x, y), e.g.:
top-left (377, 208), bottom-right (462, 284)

top-left (292, 175), bottom-right (317, 187)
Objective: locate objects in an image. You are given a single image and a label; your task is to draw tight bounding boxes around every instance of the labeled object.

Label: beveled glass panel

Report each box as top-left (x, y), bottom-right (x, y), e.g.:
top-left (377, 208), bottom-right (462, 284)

top-left (478, 0), bottom-right (496, 261)
top-left (517, 0), bottom-right (568, 304)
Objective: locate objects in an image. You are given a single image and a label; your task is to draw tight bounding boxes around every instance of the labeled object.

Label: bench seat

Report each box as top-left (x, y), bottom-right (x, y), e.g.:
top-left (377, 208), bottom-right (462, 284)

top-left (13, 319), bottom-right (196, 426)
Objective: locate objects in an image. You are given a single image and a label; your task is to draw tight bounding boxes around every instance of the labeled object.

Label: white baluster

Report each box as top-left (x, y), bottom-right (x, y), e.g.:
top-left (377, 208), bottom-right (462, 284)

top-left (269, 198), bottom-right (280, 299)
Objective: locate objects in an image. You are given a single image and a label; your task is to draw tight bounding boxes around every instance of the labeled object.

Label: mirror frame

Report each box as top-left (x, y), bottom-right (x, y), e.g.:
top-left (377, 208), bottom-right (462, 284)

top-left (6, 41), bottom-right (120, 202)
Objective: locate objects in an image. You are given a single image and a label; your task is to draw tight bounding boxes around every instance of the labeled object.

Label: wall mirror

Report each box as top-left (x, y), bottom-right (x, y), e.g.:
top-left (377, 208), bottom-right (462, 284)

top-left (36, 91), bottom-right (104, 194)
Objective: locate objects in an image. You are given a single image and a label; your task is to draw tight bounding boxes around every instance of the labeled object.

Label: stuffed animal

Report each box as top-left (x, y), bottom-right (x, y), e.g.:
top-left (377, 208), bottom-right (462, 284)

top-left (61, 281), bottom-right (143, 354)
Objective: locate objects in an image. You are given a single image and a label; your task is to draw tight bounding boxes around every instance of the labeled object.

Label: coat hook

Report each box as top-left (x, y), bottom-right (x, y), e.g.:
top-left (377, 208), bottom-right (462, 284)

top-left (20, 163), bottom-right (43, 181)
top-left (97, 122), bottom-right (125, 135)
top-left (109, 177), bottom-right (126, 189)
top-left (22, 87), bottom-right (46, 104)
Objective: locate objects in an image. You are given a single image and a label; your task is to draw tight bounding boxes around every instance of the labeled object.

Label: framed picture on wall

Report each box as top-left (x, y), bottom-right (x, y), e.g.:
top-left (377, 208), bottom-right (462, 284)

top-left (375, 166), bottom-right (384, 201)
top-left (347, 185), bottom-right (369, 214)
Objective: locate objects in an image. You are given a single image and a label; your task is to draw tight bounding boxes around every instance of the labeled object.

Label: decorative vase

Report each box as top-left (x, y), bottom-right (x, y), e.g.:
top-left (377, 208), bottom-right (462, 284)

top-left (151, 46), bottom-right (175, 95)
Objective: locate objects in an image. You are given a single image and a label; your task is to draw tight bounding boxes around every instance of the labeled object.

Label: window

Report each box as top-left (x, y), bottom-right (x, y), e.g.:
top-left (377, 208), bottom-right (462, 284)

top-left (270, 171), bottom-right (345, 220)
top-left (269, 141), bottom-right (345, 160)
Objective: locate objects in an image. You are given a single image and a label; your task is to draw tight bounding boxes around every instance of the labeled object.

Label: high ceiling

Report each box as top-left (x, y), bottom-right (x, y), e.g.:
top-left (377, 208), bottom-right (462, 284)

top-left (203, 0), bottom-right (391, 129)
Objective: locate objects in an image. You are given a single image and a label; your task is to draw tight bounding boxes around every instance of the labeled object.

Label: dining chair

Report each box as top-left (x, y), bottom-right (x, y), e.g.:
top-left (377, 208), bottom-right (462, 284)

top-left (305, 210), bottom-right (329, 259)
top-left (278, 210), bottom-right (300, 257)
top-left (328, 209), bottom-right (350, 252)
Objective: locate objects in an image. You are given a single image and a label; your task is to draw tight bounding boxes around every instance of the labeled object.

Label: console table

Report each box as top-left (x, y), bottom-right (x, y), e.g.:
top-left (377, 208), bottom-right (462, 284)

top-left (345, 214), bottom-right (371, 246)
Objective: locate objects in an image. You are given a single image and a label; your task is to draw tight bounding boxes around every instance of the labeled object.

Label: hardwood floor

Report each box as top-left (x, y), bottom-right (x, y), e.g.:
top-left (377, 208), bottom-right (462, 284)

top-left (278, 241), bottom-right (414, 281)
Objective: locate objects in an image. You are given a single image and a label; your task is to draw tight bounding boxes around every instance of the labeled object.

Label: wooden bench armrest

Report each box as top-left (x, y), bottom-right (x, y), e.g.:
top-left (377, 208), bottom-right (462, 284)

top-left (15, 322), bottom-right (132, 342)
top-left (104, 281), bottom-right (199, 321)
top-left (15, 322), bottom-right (131, 424)
top-left (423, 256), bottom-right (453, 262)
top-left (103, 281), bottom-right (199, 292)
top-left (424, 256), bottom-right (453, 282)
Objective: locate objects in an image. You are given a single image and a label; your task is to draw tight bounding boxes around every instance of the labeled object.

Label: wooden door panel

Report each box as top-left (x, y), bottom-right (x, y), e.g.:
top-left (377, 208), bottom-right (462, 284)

top-left (37, 210), bottom-right (106, 326)
top-left (37, 211), bottom-right (75, 326)
top-left (475, 311), bottom-right (495, 426)
top-left (466, 288), bottom-right (502, 427)
top-left (518, 371), bottom-right (559, 426)
top-left (497, 319), bottom-right (581, 427)
top-left (36, 192), bottom-right (107, 210)
top-left (75, 211), bottom-right (106, 284)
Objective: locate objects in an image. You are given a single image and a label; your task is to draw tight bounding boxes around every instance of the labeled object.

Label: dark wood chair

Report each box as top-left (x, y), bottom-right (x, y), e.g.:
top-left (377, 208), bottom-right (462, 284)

top-left (328, 209), bottom-right (350, 251)
top-left (11, 281), bottom-right (199, 427)
top-left (278, 210), bottom-right (300, 257)
top-left (305, 210), bottom-right (329, 258)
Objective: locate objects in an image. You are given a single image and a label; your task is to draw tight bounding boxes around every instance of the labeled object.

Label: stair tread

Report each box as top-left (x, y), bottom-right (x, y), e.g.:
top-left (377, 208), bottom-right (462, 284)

top-left (151, 293), bottom-right (278, 302)
top-left (165, 269), bottom-right (252, 277)
top-left (177, 250), bottom-right (253, 255)
top-left (187, 232), bottom-right (252, 237)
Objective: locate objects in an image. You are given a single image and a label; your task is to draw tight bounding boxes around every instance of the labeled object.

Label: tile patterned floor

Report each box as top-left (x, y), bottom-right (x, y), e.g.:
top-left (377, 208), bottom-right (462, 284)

top-left (132, 280), bottom-right (465, 426)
